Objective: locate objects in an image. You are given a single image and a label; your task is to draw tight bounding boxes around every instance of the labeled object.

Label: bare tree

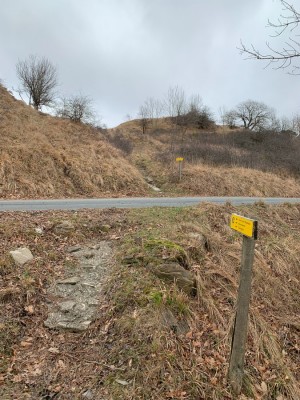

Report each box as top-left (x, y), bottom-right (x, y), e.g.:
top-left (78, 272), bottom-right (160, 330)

top-left (218, 106), bottom-right (228, 126)
top-left (239, 1), bottom-right (300, 74)
top-left (56, 95), bottom-right (97, 124)
top-left (164, 85), bottom-right (186, 122)
top-left (292, 114), bottom-right (300, 135)
top-left (138, 103), bottom-right (150, 134)
top-left (153, 98), bottom-right (164, 120)
top-left (223, 110), bottom-right (238, 129)
top-left (280, 116), bottom-right (293, 131)
top-left (235, 100), bottom-right (273, 131)
top-left (16, 55), bottom-right (58, 109)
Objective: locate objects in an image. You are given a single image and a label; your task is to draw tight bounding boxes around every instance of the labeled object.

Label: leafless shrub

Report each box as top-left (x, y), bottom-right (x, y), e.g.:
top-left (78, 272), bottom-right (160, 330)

top-left (56, 95), bottom-right (97, 125)
top-left (157, 129), bottom-right (300, 176)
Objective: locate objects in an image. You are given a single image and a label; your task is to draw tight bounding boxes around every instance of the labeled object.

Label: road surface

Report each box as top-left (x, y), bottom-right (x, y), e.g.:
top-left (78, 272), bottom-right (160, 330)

top-left (1, 197), bottom-right (300, 211)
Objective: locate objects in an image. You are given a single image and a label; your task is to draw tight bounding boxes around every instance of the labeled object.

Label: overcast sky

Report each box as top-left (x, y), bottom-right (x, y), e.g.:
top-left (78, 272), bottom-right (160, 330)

top-left (1, 0), bottom-right (299, 127)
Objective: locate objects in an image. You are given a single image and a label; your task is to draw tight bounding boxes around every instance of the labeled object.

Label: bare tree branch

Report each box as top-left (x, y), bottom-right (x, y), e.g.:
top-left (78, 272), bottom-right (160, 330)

top-left (239, 1), bottom-right (300, 74)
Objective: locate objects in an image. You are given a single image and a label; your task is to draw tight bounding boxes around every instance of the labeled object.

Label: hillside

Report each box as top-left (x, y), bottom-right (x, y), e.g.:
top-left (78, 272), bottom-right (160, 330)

top-left (108, 120), bottom-right (300, 197)
top-left (1, 203), bottom-right (299, 398)
top-left (0, 85), bottom-right (147, 199)
top-left (1, 84), bottom-right (300, 200)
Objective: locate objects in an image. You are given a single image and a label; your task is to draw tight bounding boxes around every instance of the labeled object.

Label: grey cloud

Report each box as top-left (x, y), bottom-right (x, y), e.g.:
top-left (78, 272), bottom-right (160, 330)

top-left (1, 0), bottom-right (299, 126)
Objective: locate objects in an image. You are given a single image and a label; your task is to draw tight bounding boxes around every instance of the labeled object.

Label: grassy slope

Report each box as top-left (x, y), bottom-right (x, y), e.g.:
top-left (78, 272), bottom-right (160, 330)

top-left (1, 86), bottom-right (300, 199)
top-left (0, 203), bottom-right (299, 399)
top-left (0, 85), bottom-right (147, 199)
top-left (109, 121), bottom-right (300, 197)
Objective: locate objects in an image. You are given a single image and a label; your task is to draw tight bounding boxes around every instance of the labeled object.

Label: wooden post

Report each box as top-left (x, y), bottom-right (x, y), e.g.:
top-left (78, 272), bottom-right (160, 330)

top-left (228, 235), bottom-right (255, 394)
top-left (176, 158), bottom-right (184, 181)
top-left (179, 161), bottom-right (182, 181)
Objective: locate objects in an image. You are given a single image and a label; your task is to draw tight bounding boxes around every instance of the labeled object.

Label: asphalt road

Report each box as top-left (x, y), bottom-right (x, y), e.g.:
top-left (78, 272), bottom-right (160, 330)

top-left (1, 197), bottom-right (300, 211)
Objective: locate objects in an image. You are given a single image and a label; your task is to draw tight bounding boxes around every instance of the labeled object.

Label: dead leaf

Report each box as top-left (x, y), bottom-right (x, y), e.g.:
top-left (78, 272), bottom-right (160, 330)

top-left (20, 341), bottom-right (32, 347)
top-left (12, 375), bottom-right (23, 383)
top-left (110, 235), bottom-right (120, 240)
top-left (115, 379), bottom-right (129, 385)
top-left (185, 331), bottom-right (193, 339)
top-left (25, 305), bottom-right (34, 314)
top-left (261, 381), bottom-right (268, 393)
top-left (53, 385), bottom-right (61, 393)
top-left (48, 347), bottom-right (60, 354)
top-left (57, 359), bottom-right (66, 369)
top-left (193, 341), bottom-right (201, 347)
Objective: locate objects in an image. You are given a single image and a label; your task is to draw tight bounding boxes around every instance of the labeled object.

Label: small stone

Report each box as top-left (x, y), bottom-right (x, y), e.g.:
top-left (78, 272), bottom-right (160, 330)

top-left (57, 277), bottom-right (81, 285)
top-left (149, 262), bottom-right (197, 296)
top-left (67, 245), bottom-right (82, 253)
top-left (35, 227), bottom-right (43, 234)
top-left (99, 224), bottom-right (111, 232)
top-left (59, 301), bottom-right (76, 312)
top-left (75, 303), bottom-right (87, 311)
top-left (115, 379), bottom-right (129, 386)
top-left (81, 282), bottom-right (96, 288)
top-left (10, 247), bottom-right (33, 266)
top-left (54, 220), bottom-right (75, 234)
top-left (188, 233), bottom-right (210, 251)
top-left (83, 253), bottom-right (95, 259)
top-left (82, 389), bottom-right (94, 399)
top-left (145, 176), bottom-right (154, 183)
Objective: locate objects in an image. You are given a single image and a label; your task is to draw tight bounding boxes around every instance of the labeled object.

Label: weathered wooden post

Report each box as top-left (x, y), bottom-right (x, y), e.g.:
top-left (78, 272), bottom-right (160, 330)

top-left (228, 214), bottom-right (258, 395)
top-left (176, 157), bottom-right (184, 181)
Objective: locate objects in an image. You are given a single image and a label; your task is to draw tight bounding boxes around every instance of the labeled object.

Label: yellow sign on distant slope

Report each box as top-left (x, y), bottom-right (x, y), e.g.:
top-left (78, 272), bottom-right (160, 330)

top-left (176, 157), bottom-right (184, 162)
top-left (230, 214), bottom-right (257, 239)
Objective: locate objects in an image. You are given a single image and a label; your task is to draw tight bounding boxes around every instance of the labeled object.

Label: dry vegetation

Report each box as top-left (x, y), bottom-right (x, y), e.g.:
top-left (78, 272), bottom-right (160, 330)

top-left (1, 84), bottom-right (300, 199)
top-left (0, 85), bottom-right (147, 199)
top-left (108, 121), bottom-right (300, 197)
top-left (0, 203), bottom-right (299, 399)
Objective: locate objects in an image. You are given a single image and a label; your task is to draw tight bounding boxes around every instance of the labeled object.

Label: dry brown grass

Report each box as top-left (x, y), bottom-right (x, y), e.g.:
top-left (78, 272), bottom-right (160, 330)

top-left (0, 85), bottom-right (147, 199)
top-left (174, 164), bottom-right (300, 197)
top-left (110, 120), bottom-right (300, 197)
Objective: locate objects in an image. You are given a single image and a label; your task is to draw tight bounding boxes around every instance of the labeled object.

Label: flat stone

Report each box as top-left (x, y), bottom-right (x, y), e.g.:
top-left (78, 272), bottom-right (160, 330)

top-left (145, 176), bottom-right (154, 183)
top-left (59, 301), bottom-right (76, 312)
top-left (149, 262), bottom-right (197, 296)
top-left (188, 233), bottom-right (210, 251)
top-left (57, 276), bottom-right (81, 285)
top-left (82, 389), bottom-right (94, 399)
top-left (67, 245), bottom-right (82, 253)
top-left (161, 309), bottom-right (189, 335)
top-left (54, 220), bottom-right (75, 234)
top-left (9, 247), bottom-right (33, 266)
top-left (57, 320), bottom-right (92, 331)
top-left (147, 183), bottom-right (161, 192)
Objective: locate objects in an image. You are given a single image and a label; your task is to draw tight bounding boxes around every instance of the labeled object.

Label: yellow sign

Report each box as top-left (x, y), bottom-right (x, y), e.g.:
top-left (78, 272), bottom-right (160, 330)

top-left (230, 214), bottom-right (257, 239)
top-left (176, 157), bottom-right (184, 162)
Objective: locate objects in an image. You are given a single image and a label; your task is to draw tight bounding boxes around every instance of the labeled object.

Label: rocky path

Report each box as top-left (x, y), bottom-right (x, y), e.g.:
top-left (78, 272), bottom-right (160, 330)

top-left (44, 241), bottom-right (113, 331)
